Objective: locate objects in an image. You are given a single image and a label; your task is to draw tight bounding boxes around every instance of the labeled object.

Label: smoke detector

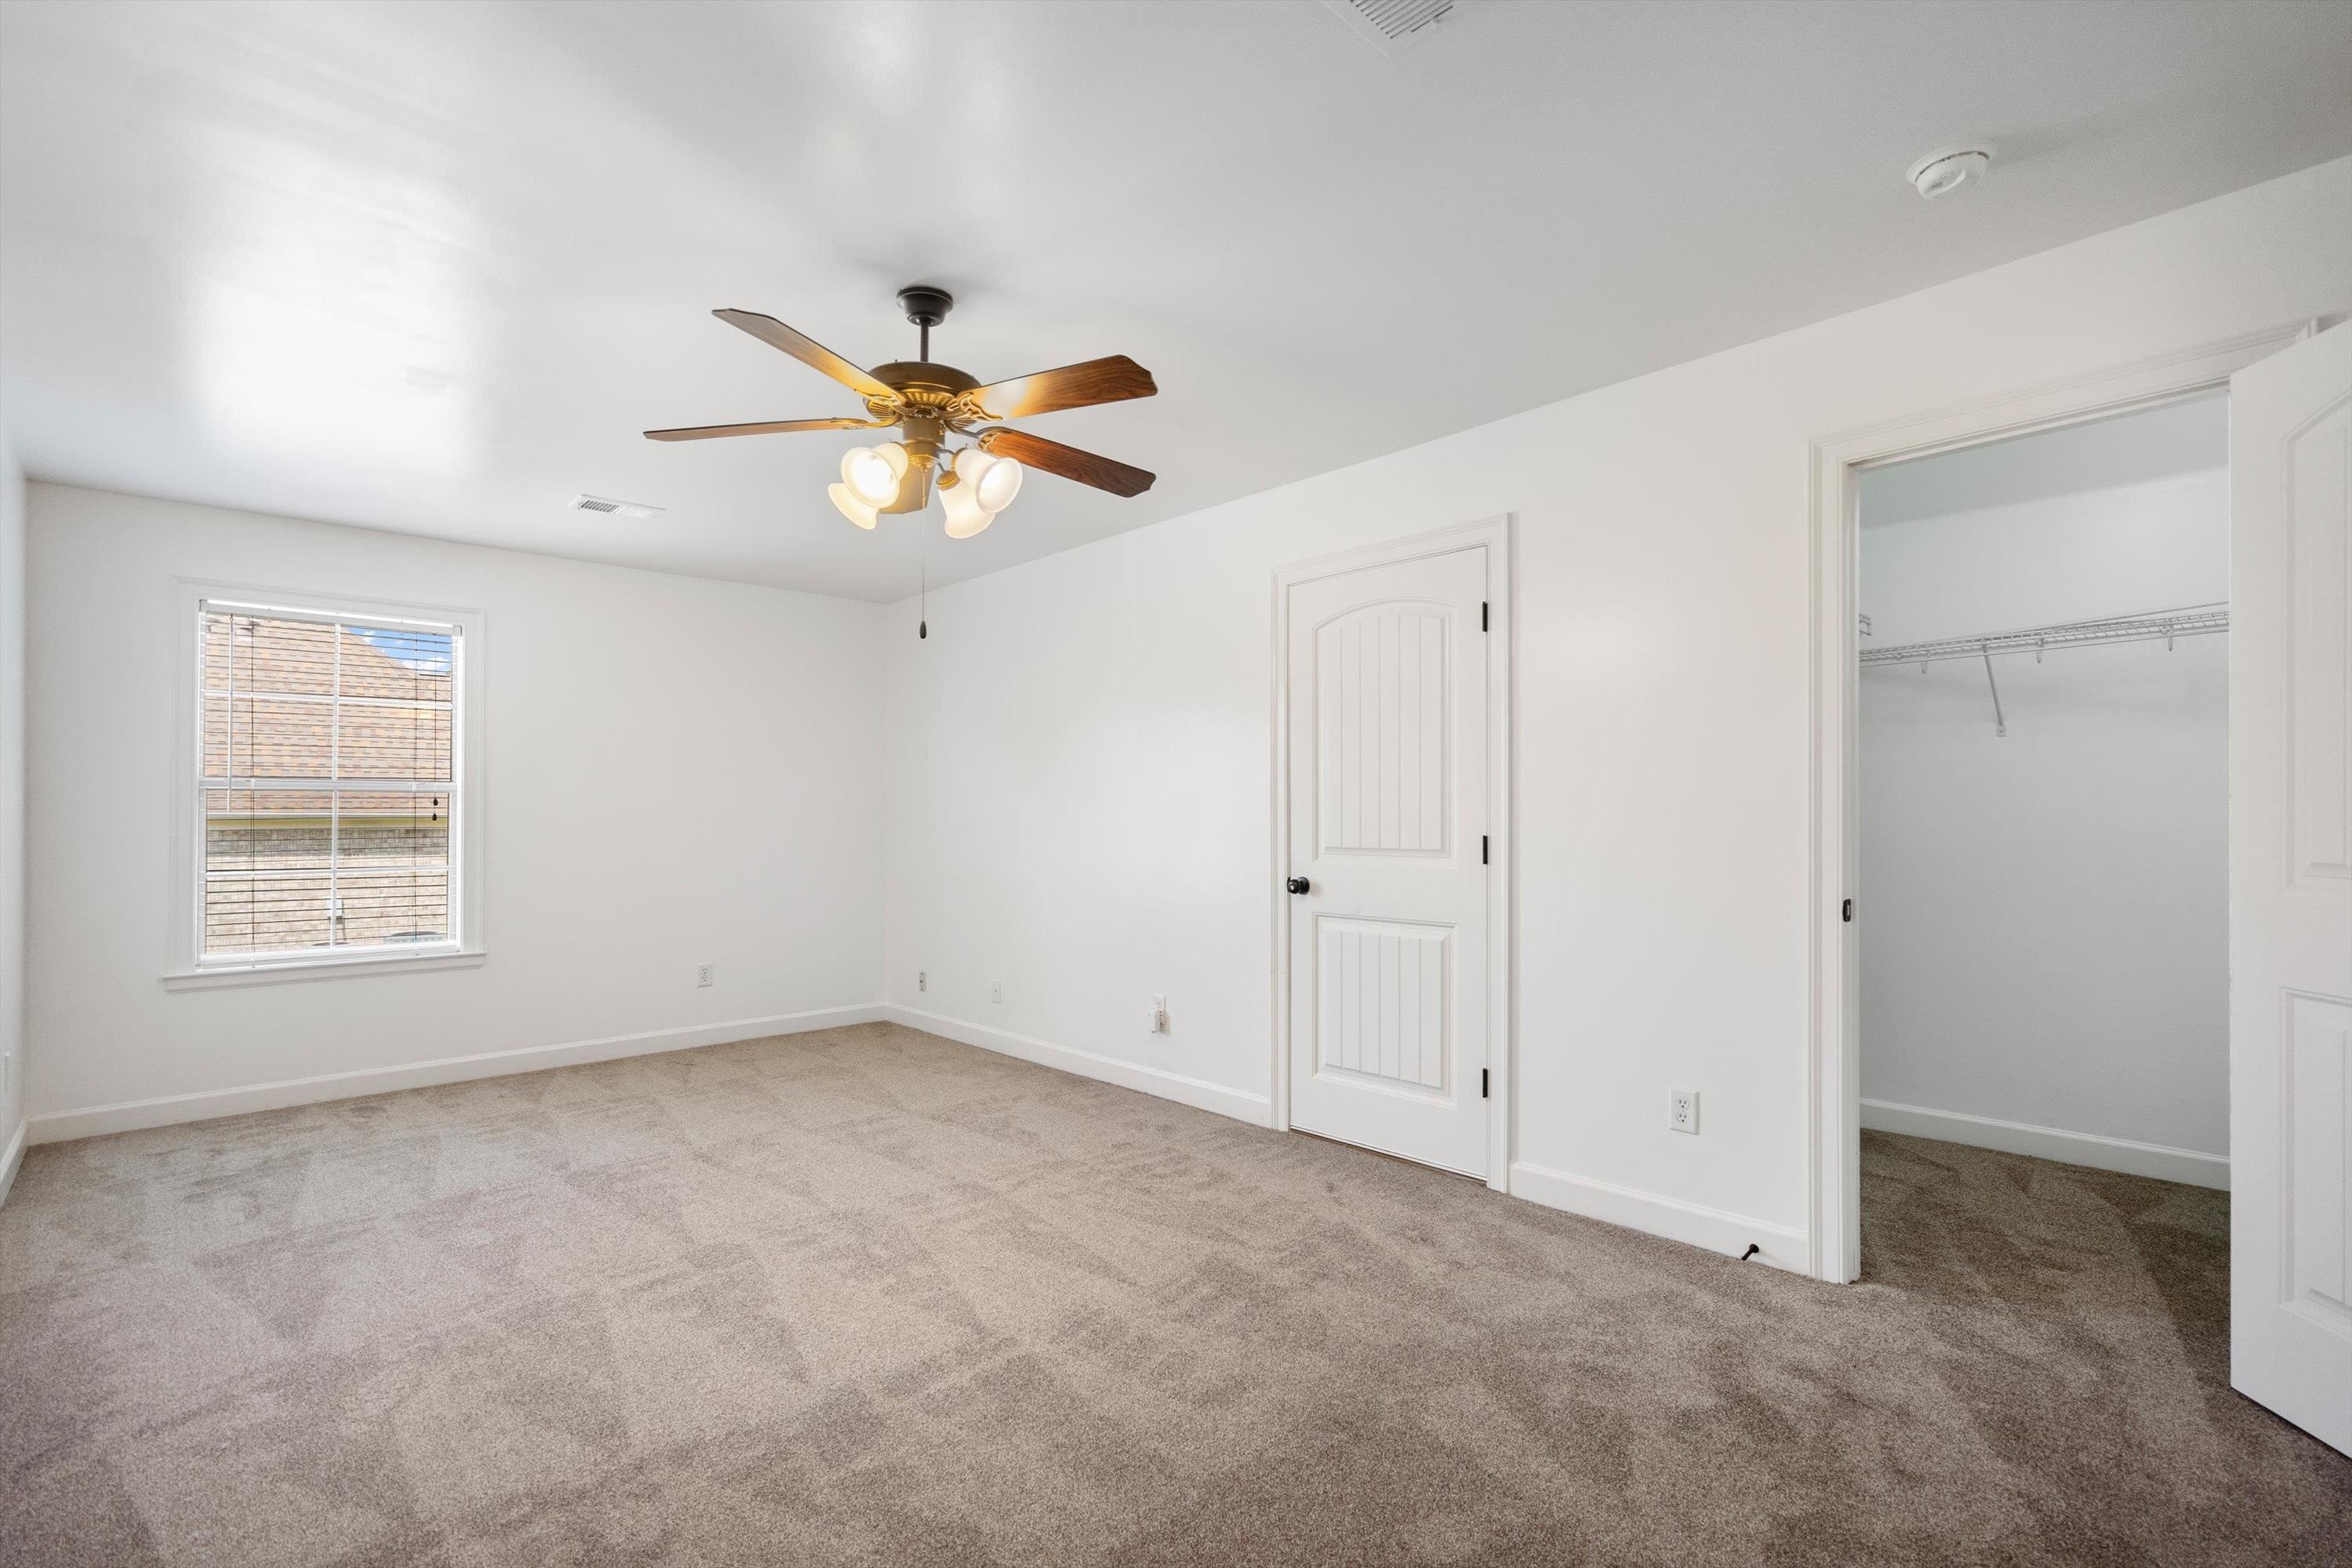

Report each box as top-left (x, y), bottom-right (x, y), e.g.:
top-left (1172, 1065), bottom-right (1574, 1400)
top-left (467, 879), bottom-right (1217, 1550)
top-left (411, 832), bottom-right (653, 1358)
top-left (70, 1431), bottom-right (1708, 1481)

top-left (1323, 0), bottom-right (1471, 55)
top-left (570, 493), bottom-right (664, 521)
top-left (1908, 146), bottom-right (1993, 199)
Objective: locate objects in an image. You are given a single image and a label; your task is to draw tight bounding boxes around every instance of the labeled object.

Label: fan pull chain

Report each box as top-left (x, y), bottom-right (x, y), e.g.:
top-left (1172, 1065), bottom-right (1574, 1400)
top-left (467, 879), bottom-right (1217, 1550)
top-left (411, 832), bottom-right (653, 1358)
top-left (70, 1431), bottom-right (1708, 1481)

top-left (919, 554), bottom-right (928, 641)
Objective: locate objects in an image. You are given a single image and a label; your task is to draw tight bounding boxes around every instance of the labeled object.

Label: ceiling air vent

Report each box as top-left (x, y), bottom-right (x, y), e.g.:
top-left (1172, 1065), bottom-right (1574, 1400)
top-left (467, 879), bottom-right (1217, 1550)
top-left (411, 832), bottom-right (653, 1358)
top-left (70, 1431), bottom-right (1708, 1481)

top-left (1322, 0), bottom-right (1469, 54)
top-left (570, 493), bottom-right (664, 521)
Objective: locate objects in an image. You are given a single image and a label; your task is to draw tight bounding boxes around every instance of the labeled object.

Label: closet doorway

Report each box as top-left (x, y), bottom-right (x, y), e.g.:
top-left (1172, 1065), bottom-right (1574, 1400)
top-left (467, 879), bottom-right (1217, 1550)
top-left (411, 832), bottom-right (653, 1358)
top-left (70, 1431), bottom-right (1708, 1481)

top-left (1809, 320), bottom-right (2352, 1457)
top-left (1854, 393), bottom-right (2232, 1196)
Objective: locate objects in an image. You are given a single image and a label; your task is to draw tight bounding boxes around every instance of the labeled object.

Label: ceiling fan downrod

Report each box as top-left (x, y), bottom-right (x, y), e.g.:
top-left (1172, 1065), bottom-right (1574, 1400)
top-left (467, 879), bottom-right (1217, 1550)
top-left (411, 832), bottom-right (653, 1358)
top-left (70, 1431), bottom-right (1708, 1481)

top-left (898, 285), bottom-right (953, 364)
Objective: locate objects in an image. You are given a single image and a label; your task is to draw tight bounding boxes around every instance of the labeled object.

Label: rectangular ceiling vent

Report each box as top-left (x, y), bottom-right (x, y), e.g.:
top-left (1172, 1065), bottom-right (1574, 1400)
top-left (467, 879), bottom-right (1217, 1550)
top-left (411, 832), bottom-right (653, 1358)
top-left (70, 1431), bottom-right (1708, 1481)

top-left (570, 493), bottom-right (664, 521)
top-left (1322, 0), bottom-right (1469, 54)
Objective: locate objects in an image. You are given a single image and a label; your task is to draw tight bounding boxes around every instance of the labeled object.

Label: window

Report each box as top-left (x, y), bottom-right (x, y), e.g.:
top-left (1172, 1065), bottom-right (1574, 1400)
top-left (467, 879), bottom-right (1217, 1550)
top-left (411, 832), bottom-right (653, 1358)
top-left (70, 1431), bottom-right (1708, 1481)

top-left (193, 598), bottom-right (465, 969)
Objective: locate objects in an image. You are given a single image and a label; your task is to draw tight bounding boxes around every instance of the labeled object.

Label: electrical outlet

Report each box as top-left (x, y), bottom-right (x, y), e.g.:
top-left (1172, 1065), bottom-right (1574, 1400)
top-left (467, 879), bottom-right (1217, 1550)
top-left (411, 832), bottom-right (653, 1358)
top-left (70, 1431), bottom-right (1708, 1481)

top-left (917, 970), bottom-right (927, 992)
top-left (990, 980), bottom-right (1003, 1003)
top-left (1668, 1089), bottom-right (1699, 1135)
top-left (696, 962), bottom-right (715, 989)
top-left (1147, 995), bottom-right (1168, 1034)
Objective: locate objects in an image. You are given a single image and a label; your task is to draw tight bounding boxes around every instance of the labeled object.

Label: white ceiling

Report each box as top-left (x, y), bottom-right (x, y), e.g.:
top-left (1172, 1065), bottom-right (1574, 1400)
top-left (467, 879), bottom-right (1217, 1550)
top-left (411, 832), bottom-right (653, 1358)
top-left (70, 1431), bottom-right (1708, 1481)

top-left (3, 1), bottom-right (2349, 602)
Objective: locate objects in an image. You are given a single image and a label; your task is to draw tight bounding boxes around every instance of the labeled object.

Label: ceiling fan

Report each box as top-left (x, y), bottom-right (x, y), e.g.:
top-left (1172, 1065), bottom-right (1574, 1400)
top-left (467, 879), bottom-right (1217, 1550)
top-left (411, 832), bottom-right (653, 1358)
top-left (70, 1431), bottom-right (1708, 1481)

top-left (645, 286), bottom-right (1157, 538)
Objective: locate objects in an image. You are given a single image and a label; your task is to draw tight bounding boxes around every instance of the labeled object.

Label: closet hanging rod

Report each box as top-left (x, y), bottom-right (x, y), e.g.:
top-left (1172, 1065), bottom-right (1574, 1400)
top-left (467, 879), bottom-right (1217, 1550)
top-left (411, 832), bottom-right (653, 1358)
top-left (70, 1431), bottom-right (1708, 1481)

top-left (1859, 602), bottom-right (2227, 669)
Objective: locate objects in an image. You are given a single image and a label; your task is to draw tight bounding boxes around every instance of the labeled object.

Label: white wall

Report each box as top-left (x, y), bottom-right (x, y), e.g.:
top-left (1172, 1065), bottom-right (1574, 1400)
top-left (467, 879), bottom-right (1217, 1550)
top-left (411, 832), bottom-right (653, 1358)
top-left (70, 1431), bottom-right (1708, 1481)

top-left (25, 484), bottom-right (887, 1135)
top-left (1859, 397), bottom-right (2232, 643)
top-left (1858, 415), bottom-right (2229, 1186)
top-left (0, 427), bottom-right (24, 1197)
top-left (882, 156), bottom-right (2352, 1266)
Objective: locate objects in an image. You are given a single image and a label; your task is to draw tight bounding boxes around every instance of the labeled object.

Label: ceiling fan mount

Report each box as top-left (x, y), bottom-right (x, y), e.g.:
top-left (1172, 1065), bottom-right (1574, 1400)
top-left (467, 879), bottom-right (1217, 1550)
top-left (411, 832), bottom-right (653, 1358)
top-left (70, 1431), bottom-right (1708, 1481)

top-left (895, 283), bottom-right (954, 331)
top-left (645, 283), bottom-right (1158, 535)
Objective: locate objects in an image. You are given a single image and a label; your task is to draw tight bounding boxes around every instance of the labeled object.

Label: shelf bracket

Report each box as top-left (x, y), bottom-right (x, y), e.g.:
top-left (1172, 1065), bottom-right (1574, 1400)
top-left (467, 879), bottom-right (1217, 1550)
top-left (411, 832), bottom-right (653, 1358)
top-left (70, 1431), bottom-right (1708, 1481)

top-left (1981, 643), bottom-right (2006, 737)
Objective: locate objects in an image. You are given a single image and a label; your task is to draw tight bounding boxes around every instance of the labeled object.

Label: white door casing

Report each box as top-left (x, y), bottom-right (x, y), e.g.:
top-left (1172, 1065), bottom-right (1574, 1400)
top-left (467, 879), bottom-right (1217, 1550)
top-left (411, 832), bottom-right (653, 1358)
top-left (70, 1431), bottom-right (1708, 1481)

top-left (2230, 322), bottom-right (2352, 1456)
top-left (1280, 528), bottom-right (1502, 1180)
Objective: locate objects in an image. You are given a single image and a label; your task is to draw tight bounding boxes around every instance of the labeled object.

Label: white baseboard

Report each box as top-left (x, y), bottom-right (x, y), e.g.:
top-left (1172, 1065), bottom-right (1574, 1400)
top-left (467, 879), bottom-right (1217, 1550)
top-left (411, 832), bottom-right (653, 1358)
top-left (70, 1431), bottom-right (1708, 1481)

top-left (1509, 1160), bottom-right (1810, 1275)
top-left (883, 1004), bottom-right (1275, 1129)
top-left (0, 1118), bottom-right (24, 1208)
top-left (27, 1004), bottom-right (886, 1146)
top-left (881, 1010), bottom-right (1799, 1273)
top-left (1861, 1098), bottom-right (2228, 1190)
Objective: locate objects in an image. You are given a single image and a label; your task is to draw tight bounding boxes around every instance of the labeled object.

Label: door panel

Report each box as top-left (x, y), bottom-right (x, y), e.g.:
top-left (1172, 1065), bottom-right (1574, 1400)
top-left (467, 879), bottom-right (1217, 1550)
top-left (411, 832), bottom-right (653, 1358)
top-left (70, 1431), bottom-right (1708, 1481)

top-left (1317, 917), bottom-right (1450, 1093)
top-left (2231, 323), bottom-right (2352, 1455)
top-left (2290, 389), bottom-right (2351, 883)
top-left (1318, 606), bottom-right (1450, 857)
top-left (2285, 994), bottom-right (2351, 1330)
top-left (1287, 546), bottom-right (1490, 1178)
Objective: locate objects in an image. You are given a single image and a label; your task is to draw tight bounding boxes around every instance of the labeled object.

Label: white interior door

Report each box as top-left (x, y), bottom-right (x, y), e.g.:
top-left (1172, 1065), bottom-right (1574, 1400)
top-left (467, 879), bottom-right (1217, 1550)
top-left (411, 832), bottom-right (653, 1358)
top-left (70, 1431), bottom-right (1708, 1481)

top-left (1285, 543), bottom-right (1491, 1177)
top-left (2230, 322), bottom-right (2352, 1455)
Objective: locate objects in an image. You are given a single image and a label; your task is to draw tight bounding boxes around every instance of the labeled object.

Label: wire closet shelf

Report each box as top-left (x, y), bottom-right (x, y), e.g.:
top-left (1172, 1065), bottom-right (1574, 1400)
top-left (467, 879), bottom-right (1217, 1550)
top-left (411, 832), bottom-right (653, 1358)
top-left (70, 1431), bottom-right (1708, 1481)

top-left (1860, 601), bottom-right (2228, 669)
top-left (1858, 601), bottom-right (2227, 738)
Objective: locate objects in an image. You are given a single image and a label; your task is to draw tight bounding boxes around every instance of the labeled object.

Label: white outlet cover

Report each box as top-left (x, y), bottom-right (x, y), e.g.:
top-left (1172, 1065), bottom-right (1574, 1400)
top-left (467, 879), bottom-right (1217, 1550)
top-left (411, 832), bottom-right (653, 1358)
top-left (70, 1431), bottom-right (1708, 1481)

top-left (1669, 1089), bottom-right (1699, 1133)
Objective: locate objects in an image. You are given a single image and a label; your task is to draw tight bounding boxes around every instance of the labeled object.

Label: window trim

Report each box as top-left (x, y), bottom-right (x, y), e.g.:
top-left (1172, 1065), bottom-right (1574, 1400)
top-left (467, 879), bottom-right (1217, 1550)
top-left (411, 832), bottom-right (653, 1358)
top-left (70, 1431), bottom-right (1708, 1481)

top-left (165, 579), bottom-right (487, 988)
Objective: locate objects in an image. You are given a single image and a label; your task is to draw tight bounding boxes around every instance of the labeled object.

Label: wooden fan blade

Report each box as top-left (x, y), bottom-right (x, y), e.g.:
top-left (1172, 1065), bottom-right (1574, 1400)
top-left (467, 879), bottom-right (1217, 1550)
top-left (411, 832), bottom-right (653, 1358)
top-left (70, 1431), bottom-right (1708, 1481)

top-left (979, 427), bottom-right (1154, 497)
top-left (714, 309), bottom-right (897, 401)
top-left (966, 355), bottom-right (1155, 420)
top-left (644, 417), bottom-right (885, 442)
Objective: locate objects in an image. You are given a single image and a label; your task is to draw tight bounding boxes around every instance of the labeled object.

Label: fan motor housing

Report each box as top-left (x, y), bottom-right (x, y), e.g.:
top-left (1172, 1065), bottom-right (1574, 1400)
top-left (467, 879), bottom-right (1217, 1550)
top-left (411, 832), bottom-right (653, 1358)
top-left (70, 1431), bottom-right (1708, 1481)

top-left (868, 362), bottom-right (978, 424)
top-left (871, 361), bottom-right (978, 397)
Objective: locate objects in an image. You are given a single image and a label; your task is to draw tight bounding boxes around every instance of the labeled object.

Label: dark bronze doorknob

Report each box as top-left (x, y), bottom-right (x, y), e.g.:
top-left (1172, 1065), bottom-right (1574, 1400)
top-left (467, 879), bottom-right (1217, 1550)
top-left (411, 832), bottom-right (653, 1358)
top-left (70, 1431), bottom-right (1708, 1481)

top-left (1286, 877), bottom-right (1310, 895)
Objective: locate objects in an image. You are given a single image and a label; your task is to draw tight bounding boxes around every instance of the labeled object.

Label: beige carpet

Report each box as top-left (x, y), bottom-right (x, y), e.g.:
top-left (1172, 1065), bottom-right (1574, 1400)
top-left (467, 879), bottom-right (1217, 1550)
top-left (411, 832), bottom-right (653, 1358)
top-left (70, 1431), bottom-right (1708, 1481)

top-left (2, 1022), bottom-right (2345, 1566)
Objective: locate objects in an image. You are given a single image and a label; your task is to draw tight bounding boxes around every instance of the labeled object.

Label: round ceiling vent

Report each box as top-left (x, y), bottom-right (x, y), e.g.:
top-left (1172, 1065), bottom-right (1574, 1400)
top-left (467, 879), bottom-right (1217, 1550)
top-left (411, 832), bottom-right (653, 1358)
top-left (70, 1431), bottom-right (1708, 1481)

top-left (1907, 146), bottom-right (1994, 199)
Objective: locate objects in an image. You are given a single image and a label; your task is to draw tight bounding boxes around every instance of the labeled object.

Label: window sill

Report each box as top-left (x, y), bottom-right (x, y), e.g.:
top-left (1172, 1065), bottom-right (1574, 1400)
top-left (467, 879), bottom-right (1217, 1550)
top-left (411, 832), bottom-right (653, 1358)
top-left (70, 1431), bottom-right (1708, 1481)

top-left (163, 948), bottom-right (486, 992)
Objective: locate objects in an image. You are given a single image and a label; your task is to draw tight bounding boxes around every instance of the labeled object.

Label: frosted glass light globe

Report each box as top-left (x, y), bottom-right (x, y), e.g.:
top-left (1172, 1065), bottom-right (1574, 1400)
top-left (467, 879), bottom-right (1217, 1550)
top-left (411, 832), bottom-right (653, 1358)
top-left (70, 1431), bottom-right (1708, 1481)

top-left (842, 443), bottom-right (908, 507)
top-left (828, 483), bottom-right (879, 529)
top-left (975, 455), bottom-right (1022, 512)
top-left (940, 474), bottom-right (992, 539)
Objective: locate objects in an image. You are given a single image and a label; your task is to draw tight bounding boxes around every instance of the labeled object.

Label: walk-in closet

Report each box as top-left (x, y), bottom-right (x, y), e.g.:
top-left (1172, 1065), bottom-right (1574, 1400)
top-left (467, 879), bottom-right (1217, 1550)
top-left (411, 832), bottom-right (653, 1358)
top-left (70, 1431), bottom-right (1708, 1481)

top-left (1857, 393), bottom-right (2229, 1190)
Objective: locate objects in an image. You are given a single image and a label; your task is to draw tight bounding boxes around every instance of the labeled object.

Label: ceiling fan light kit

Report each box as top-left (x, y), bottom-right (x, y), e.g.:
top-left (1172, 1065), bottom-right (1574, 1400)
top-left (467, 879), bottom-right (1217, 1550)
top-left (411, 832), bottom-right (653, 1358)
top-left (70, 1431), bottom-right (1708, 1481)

top-left (647, 285), bottom-right (1157, 539)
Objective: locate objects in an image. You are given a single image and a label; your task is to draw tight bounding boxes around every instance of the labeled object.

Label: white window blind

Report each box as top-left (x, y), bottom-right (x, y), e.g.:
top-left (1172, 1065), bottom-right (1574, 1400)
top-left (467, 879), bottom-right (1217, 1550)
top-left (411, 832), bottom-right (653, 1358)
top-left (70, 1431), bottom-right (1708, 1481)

top-left (197, 601), bottom-right (460, 963)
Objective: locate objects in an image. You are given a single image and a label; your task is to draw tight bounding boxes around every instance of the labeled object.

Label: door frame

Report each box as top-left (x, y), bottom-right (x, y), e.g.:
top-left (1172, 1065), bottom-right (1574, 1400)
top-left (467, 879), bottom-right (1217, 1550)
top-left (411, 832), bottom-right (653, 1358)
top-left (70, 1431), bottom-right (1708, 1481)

top-left (1273, 514), bottom-right (1515, 1192)
top-left (1806, 322), bottom-right (2317, 1284)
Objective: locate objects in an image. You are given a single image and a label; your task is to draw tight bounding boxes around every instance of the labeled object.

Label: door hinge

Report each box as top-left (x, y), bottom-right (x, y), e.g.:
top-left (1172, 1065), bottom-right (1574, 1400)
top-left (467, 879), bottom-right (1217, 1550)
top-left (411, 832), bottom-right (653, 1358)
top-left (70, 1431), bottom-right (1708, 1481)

top-left (1481, 834), bottom-right (1489, 864)
top-left (1481, 601), bottom-right (1489, 631)
top-left (1481, 1068), bottom-right (1490, 1098)
top-left (1842, 897), bottom-right (1853, 923)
